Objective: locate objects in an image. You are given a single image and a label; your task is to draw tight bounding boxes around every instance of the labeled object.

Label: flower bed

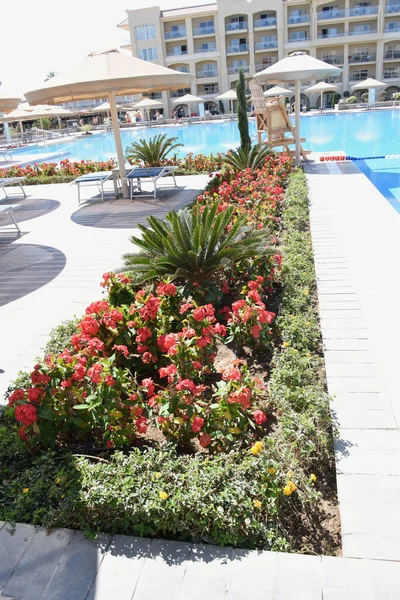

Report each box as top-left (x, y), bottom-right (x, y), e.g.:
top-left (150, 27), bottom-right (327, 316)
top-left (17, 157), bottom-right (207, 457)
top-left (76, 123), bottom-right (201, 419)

top-left (0, 160), bottom-right (340, 553)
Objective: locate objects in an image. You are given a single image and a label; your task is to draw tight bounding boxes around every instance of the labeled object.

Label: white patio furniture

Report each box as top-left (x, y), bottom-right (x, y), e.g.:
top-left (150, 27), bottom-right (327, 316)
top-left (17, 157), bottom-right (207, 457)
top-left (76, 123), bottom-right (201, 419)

top-left (0, 177), bottom-right (27, 199)
top-left (73, 171), bottom-right (114, 204)
top-left (0, 204), bottom-right (21, 233)
top-left (125, 166), bottom-right (178, 199)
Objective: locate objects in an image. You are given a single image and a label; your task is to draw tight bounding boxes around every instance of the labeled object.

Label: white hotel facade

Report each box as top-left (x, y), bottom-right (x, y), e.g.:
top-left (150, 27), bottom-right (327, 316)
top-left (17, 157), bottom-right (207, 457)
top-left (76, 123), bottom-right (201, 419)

top-left (117, 0), bottom-right (400, 113)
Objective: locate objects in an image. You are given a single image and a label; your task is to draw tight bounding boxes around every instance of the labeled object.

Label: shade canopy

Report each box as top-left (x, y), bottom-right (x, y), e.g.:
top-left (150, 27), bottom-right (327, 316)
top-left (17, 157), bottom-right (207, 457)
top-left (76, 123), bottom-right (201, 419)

top-left (0, 88), bottom-right (21, 113)
top-left (255, 51), bottom-right (342, 83)
top-left (24, 49), bottom-right (193, 197)
top-left (172, 93), bottom-right (204, 104)
top-left (305, 81), bottom-right (338, 93)
top-left (0, 104), bottom-right (74, 123)
top-left (132, 98), bottom-right (164, 109)
top-left (254, 52), bottom-right (342, 165)
top-left (264, 85), bottom-right (292, 97)
top-left (215, 90), bottom-right (237, 100)
top-left (351, 77), bottom-right (386, 90)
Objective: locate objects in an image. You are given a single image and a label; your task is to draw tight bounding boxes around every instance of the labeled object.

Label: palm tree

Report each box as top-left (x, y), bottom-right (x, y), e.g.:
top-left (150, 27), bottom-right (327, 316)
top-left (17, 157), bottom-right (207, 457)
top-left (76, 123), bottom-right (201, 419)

top-left (45, 71), bottom-right (57, 82)
top-left (125, 134), bottom-right (183, 167)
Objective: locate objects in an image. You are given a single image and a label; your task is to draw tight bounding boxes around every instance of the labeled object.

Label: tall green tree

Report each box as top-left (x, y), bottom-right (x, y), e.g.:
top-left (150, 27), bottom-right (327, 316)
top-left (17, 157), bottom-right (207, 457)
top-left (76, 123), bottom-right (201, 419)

top-left (236, 69), bottom-right (251, 148)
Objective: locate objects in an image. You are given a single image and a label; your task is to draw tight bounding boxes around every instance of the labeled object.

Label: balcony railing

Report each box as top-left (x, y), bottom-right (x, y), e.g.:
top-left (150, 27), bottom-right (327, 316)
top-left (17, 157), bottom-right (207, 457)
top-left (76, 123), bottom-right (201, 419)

top-left (349, 52), bottom-right (377, 62)
top-left (194, 45), bottom-right (217, 53)
top-left (350, 72), bottom-right (375, 80)
top-left (255, 59), bottom-right (278, 70)
top-left (288, 14), bottom-right (310, 24)
top-left (319, 55), bottom-right (344, 64)
top-left (348, 5), bottom-right (378, 16)
top-left (192, 26), bottom-right (215, 36)
top-left (288, 36), bottom-right (311, 42)
top-left (317, 31), bottom-right (346, 38)
top-left (198, 88), bottom-right (219, 95)
top-left (165, 29), bottom-right (187, 39)
top-left (254, 17), bottom-right (277, 28)
top-left (385, 24), bottom-right (400, 31)
top-left (196, 69), bottom-right (218, 78)
top-left (254, 40), bottom-right (278, 50)
top-left (317, 9), bottom-right (346, 20)
top-left (120, 37), bottom-right (131, 46)
top-left (226, 43), bottom-right (249, 53)
top-left (349, 27), bottom-right (377, 34)
top-left (227, 65), bottom-right (250, 74)
top-left (226, 21), bottom-right (248, 32)
top-left (166, 50), bottom-right (188, 56)
top-left (386, 3), bottom-right (400, 12)
top-left (384, 70), bottom-right (400, 77)
top-left (384, 50), bottom-right (400, 58)
top-left (170, 89), bottom-right (191, 98)
top-left (174, 67), bottom-right (190, 73)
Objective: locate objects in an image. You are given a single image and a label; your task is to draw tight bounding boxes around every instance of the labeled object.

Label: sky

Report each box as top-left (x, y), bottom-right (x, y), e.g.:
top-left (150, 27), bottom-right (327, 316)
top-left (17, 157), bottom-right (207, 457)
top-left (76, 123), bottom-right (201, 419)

top-left (0, 0), bottom-right (215, 97)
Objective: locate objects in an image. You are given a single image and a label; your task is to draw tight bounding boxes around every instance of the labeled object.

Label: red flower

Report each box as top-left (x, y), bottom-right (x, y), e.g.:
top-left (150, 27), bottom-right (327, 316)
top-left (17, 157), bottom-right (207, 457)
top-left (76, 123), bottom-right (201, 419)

top-left (191, 416), bottom-right (204, 433)
top-left (8, 388), bottom-right (25, 406)
top-left (180, 302), bottom-right (193, 314)
top-left (15, 404), bottom-right (37, 426)
top-left (199, 433), bottom-right (211, 448)
top-left (105, 375), bottom-right (116, 386)
top-left (136, 327), bottom-right (152, 343)
top-left (253, 410), bottom-right (267, 425)
top-left (159, 364), bottom-right (178, 382)
top-left (87, 363), bottom-right (103, 383)
top-left (222, 367), bottom-right (241, 381)
top-left (79, 317), bottom-right (99, 336)
top-left (142, 378), bottom-right (155, 396)
top-left (72, 363), bottom-right (86, 381)
top-left (136, 416), bottom-right (148, 434)
top-left (250, 324), bottom-right (262, 339)
top-left (85, 300), bottom-right (109, 315)
top-left (157, 282), bottom-right (177, 296)
top-left (176, 379), bottom-right (195, 392)
top-left (113, 344), bottom-right (129, 357)
top-left (61, 380), bottom-right (72, 389)
top-left (258, 311), bottom-right (275, 325)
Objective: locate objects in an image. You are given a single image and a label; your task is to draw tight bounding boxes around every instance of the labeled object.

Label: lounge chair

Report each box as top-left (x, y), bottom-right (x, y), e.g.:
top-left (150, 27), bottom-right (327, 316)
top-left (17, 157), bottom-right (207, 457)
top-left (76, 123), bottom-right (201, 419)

top-left (0, 204), bottom-right (21, 233)
top-left (0, 177), bottom-right (27, 199)
top-left (0, 150), bottom-right (13, 162)
top-left (73, 171), bottom-right (114, 204)
top-left (249, 79), bottom-right (310, 160)
top-left (125, 166), bottom-right (178, 199)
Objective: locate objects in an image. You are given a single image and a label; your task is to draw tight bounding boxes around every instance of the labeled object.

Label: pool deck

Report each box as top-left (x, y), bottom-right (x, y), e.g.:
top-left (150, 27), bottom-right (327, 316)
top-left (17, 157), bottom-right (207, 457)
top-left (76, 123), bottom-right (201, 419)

top-left (1, 168), bottom-right (400, 598)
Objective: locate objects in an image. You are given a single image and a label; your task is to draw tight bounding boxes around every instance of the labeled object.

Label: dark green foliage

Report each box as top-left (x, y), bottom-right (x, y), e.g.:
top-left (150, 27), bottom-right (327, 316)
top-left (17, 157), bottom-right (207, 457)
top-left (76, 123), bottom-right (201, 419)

top-left (125, 134), bottom-right (183, 166)
top-left (123, 203), bottom-right (271, 283)
top-left (236, 69), bottom-right (251, 148)
top-left (223, 144), bottom-right (273, 171)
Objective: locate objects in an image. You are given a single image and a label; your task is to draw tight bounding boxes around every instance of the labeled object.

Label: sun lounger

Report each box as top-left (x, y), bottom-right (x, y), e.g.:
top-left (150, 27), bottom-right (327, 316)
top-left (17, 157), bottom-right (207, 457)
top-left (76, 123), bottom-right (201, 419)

top-left (0, 150), bottom-right (13, 162)
top-left (73, 171), bottom-right (114, 204)
top-left (0, 204), bottom-right (21, 233)
top-left (125, 166), bottom-right (178, 199)
top-left (0, 177), bottom-right (27, 199)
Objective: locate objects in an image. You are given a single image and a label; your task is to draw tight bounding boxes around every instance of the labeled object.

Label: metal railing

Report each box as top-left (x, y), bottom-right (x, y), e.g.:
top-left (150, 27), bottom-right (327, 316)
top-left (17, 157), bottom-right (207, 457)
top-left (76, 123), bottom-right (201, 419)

top-left (198, 89), bottom-right (219, 95)
top-left (348, 6), bottom-right (378, 16)
top-left (225, 21), bottom-right (248, 31)
top-left (386, 3), bottom-right (400, 12)
top-left (385, 24), bottom-right (400, 31)
top-left (227, 65), bottom-right (250, 74)
top-left (319, 55), bottom-right (344, 64)
top-left (317, 31), bottom-right (346, 38)
top-left (226, 43), bottom-right (249, 53)
top-left (384, 70), bottom-right (400, 77)
top-left (194, 45), bottom-right (217, 53)
top-left (196, 69), bottom-right (218, 77)
top-left (288, 36), bottom-right (311, 42)
top-left (254, 17), bottom-right (277, 28)
top-left (254, 40), bottom-right (278, 49)
top-left (255, 59), bottom-right (278, 69)
top-left (349, 72), bottom-right (375, 80)
top-left (192, 26), bottom-right (215, 36)
top-left (166, 50), bottom-right (188, 56)
top-left (384, 50), bottom-right (400, 58)
top-left (165, 29), bottom-right (187, 39)
top-left (170, 89), bottom-right (191, 98)
top-left (317, 9), bottom-right (346, 19)
top-left (288, 14), bottom-right (310, 24)
top-left (349, 27), bottom-right (377, 34)
top-left (348, 52), bottom-right (377, 62)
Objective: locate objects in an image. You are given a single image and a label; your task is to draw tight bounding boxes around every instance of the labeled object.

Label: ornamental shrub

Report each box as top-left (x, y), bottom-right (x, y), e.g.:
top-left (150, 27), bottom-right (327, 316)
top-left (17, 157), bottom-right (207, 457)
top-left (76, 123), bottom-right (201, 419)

top-left (223, 144), bottom-right (273, 172)
top-left (125, 134), bottom-right (183, 167)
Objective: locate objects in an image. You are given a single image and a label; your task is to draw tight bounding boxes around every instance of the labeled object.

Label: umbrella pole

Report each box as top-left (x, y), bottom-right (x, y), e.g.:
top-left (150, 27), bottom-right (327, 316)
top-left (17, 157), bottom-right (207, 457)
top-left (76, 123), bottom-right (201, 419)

top-left (321, 91), bottom-right (323, 111)
top-left (109, 92), bottom-right (128, 199)
top-left (294, 79), bottom-right (301, 166)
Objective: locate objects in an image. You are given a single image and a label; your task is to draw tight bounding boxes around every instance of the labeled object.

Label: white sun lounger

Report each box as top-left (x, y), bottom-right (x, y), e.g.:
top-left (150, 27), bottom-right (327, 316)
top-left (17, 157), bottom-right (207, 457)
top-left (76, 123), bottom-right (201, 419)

top-left (0, 150), bottom-right (13, 162)
top-left (73, 171), bottom-right (114, 204)
top-left (0, 177), bottom-right (27, 199)
top-left (0, 204), bottom-right (21, 233)
top-left (125, 166), bottom-right (178, 199)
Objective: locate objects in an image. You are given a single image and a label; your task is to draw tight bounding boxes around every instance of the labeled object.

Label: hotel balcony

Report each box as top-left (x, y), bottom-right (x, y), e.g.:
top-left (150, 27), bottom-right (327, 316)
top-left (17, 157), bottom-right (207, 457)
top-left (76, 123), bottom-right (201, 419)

top-left (225, 21), bottom-right (248, 32)
top-left (386, 3), bottom-right (400, 12)
top-left (349, 25), bottom-right (377, 35)
top-left (166, 49), bottom-right (188, 56)
top-left (170, 88), bottom-right (191, 98)
top-left (348, 52), bottom-right (377, 62)
top-left (317, 8), bottom-right (346, 20)
top-left (349, 71), bottom-right (375, 81)
top-left (288, 14), bottom-right (310, 24)
top-left (318, 55), bottom-right (344, 64)
top-left (255, 58), bottom-right (278, 70)
top-left (196, 68), bottom-right (218, 78)
top-left (164, 28), bottom-right (187, 40)
top-left (348, 5), bottom-right (378, 16)
top-left (226, 43), bottom-right (249, 54)
top-left (384, 50), bottom-right (400, 59)
top-left (384, 68), bottom-right (400, 77)
top-left (192, 25), bottom-right (215, 36)
top-left (120, 37), bottom-right (131, 50)
top-left (317, 31), bottom-right (346, 39)
top-left (197, 84), bottom-right (220, 96)
top-left (254, 17), bottom-right (277, 28)
top-left (254, 40), bottom-right (278, 50)
top-left (385, 22), bottom-right (400, 31)
top-left (288, 35), bottom-right (311, 43)
top-left (194, 44), bottom-right (217, 53)
top-left (227, 65), bottom-right (250, 74)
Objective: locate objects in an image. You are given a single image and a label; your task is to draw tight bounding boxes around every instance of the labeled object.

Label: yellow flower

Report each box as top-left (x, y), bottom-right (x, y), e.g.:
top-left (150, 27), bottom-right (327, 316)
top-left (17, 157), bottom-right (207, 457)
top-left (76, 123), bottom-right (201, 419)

top-left (283, 342), bottom-right (290, 348)
top-left (310, 473), bottom-right (317, 482)
top-left (283, 485), bottom-right (292, 496)
top-left (306, 352), bottom-right (311, 357)
top-left (306, 321), bottom-right (311, 326)
top-left (268, 467), bottom-right (276, 475)
top-left (253, 499), bottom-right (262, 509)
top-left (159, 491), bottom-right (169, 500)
top-left (154, 472), bottom-right (161, 479)
top-left (303, 289), bottom-right (309, 296)
top-left (55, 477), bottom-right (61, 485)
top-left (283, 480), bottom-right (297, 496)
top-left (23, 488), bottom-right (29, 494)
top-left (250, 441), bottom-right (264, 455)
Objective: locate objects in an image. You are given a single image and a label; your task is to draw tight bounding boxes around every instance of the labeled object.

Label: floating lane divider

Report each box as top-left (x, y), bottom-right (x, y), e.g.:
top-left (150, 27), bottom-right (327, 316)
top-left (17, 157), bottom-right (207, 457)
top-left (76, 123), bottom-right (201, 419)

top-left (319, 155), bottom-right (388, 162)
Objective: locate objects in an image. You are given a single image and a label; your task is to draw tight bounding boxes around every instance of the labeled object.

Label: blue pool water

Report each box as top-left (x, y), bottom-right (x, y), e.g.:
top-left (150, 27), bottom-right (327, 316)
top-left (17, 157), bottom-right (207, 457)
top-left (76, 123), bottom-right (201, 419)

top-left (356, 158), bottom-right (400, 214)
top-left (9, 109), bottom-right (400, 162)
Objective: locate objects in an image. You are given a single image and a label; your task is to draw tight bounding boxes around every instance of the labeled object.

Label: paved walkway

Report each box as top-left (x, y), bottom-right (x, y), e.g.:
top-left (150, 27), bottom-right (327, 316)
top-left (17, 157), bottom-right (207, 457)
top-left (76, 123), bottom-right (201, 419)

top-left (1, 522), bottom-right (400, 600)
top-left (305, 159), bottom-right (400, 561)
top-left (0, 177), bottom-right (208, 400)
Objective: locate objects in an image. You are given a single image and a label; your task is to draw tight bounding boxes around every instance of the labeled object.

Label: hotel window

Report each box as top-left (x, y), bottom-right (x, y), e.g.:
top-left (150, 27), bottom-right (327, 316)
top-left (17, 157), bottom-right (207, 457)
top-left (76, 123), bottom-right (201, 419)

top-left (135, 24), bottom-right (156, 40)
top-left (138, 47), bottom-right (158, 61)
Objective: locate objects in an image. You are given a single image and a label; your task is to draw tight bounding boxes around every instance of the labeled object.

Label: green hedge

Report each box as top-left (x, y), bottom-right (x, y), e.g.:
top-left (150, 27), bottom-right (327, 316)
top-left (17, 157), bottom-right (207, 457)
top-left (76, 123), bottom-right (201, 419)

top-left (0, 170), bottom-right (337, 553)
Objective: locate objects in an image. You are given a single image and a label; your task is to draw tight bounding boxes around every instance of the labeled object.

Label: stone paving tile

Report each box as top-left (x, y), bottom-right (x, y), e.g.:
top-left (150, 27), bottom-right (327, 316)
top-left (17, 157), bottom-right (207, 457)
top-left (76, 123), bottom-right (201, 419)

top-left (332, 406), bottom-right (397, 429)
top-left (320, 318), bottom-right (366, 329)
top-left (227, 550), bottom-right (276, 600)
top-left (323, 339), bottom-right (371, 351)
top-left (0, 524), bottom-right (37, 592)
top-left (323, 350), bottom-right (375, 364)
top-left (179, 545), bottom-right (232, 600)
top-left (325, 363), bottom-right (377, 377)
top-left (342, 532), bottom-right (400, 561)
top-left (336, 448), bottom-right (400, 476)
top-left (319, 309), bottom-right (364, 320)
top-left (275, 553), bottom-right (322, 600)
top-left (327, 378), bottom-right (383, 393)
top-left (322, 329), bottom-right (368, 339)
top-left (332, 392), bottom-right (393, 410)
top-left (338, 428), bottom-right (400, 451)
top-left (3, 528), bottom-right (73, 600)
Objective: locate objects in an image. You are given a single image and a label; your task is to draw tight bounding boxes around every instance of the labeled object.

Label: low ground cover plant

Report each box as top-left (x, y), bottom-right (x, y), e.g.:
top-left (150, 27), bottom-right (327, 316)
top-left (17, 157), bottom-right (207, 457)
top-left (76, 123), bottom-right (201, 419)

top-left (1, 156), bottom-right (339, 553)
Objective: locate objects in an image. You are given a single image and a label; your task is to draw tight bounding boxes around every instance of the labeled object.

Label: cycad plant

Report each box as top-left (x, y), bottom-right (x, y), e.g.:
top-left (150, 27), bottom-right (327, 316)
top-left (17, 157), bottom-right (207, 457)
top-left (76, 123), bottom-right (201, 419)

top-left (125, 134), bottom-right (183, 166)
top-left (123, 203), bottom-right (271, 283)
top-left (224, 144), bottom-right (272, 172)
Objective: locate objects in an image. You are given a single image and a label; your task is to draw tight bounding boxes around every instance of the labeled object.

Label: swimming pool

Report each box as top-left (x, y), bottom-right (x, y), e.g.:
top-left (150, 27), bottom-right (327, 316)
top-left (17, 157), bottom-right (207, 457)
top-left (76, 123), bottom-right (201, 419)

top-left (356, 157), bottom-right (400, 214)
top-left (9, 108), bottom-right (400, 163)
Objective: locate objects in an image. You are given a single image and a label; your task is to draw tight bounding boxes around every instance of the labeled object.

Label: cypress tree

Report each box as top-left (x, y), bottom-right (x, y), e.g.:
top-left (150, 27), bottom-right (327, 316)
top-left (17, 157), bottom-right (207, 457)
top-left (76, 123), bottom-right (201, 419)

top-left (236, 69), bottom-right (251, 148)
